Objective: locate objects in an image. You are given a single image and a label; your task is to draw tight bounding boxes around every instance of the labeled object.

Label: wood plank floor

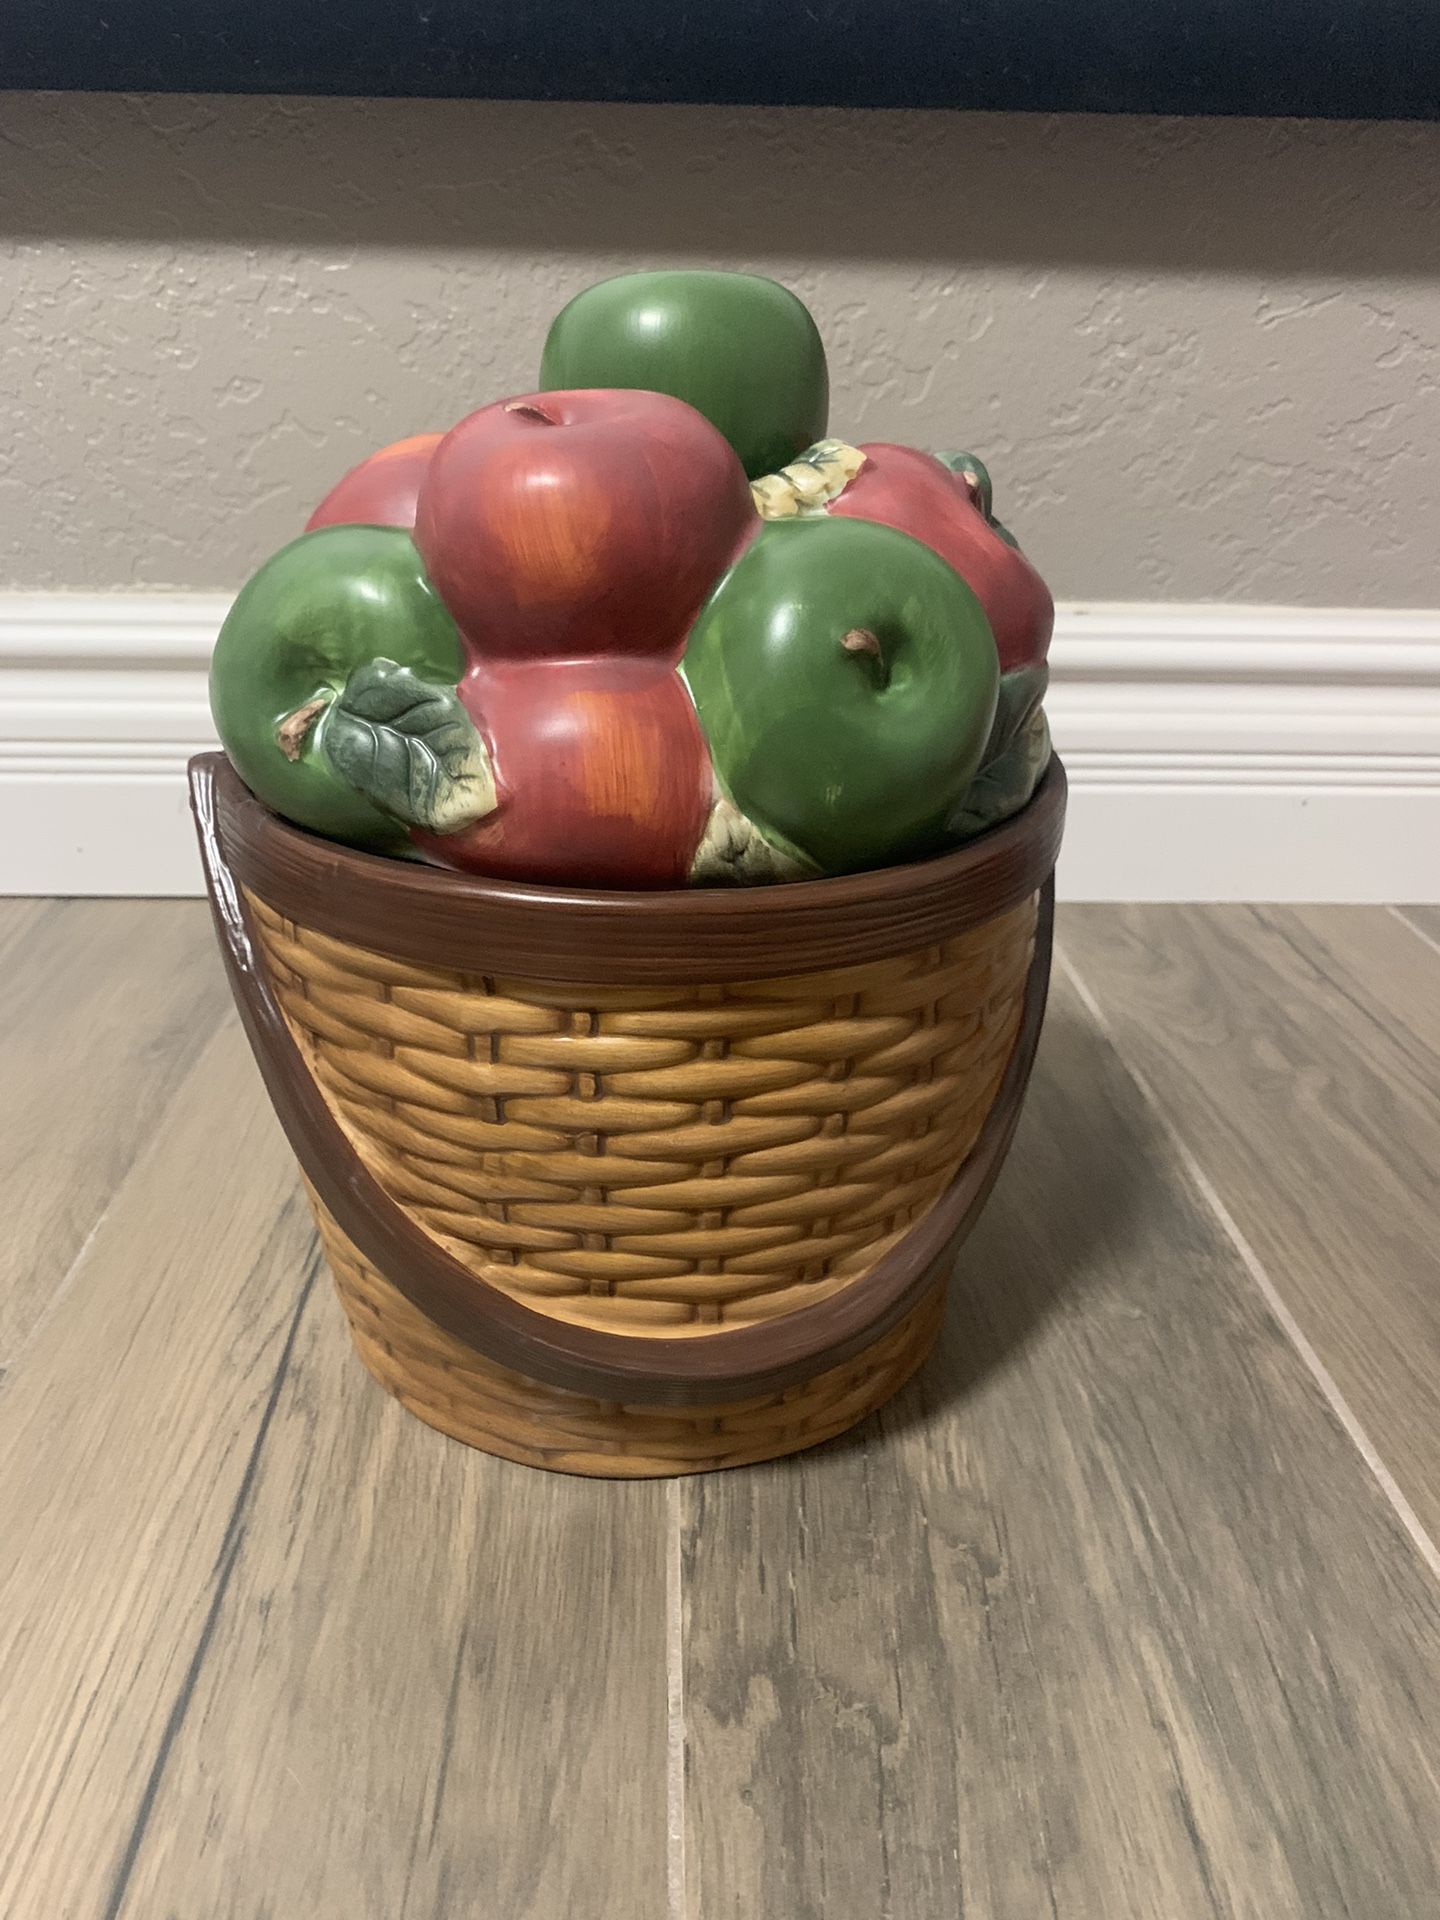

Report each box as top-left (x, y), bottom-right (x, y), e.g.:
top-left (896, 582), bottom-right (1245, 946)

top-left (1058, 905), bottom-right (1440, 1549)
top-left (1, 897), bottom-right (1437, 1918)
top-left (0, 900), bottom-right (231, 1363)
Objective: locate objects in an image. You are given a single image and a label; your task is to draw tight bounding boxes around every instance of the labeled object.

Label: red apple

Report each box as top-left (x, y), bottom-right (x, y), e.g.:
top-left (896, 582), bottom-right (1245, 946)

top-left (411, 657), bottom-right (713, 887)
top-left (827, 444), bottom-right (1053, 672)
top-left (306, 432), bottom-right (443, 533)
top-left (413, 390), bottom-right (757, 663)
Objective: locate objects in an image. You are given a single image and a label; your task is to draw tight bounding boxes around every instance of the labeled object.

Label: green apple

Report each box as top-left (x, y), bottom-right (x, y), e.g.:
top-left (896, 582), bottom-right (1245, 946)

top-left (682, 517), bottom-right (999, 875)
top-left (209, 525), bottom-right (466, 849)
top-left (539, 269), bottom-right (828, 479)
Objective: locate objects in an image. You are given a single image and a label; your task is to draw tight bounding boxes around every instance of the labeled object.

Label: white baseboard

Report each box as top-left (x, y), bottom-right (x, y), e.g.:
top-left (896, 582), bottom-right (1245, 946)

top-left (1, 592), bottom-right (1437, 901)
top-left (1046, 604), bottom-right (1440, 901)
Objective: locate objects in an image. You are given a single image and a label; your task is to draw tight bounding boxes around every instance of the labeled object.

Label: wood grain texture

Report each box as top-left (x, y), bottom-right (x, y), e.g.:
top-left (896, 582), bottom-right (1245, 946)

top-left (108, 1281), bottom-right (669, 1920)
top-left (0, 897), bottom-right (230, 1363)
top-left (0, 897), bottom-right (54, 961)
top-left (1061, 903), bottom-right (1440, 1544)
top-left (680, 972), bottom-right (1440, 1919)
top-left (0, 1021), bottom-right (318, 1920)
top-left (1394, 903), bottom-right (1440, 955)
top-left (0, 1012), bottom-right (669, 1919)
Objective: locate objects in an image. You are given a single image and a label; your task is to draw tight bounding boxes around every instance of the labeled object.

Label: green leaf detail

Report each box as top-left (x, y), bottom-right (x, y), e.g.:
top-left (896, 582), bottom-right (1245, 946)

top-left (947, 708), bottom-right (1052, 843)
top-left (688, 792), bottom-right (819, 886)
top-left (934, 451), bottom-right (1021, 547)
top-left (321, 658), bottom-right (496, 836)
top-left (934, 450), bottom-right (994, 520)
top-left (983, 664), bottom-right (1049, 765)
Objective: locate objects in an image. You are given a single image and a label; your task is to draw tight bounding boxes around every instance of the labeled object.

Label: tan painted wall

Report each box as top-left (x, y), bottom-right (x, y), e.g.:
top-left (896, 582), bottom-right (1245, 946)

top-left (2, 92), bottom-right (1437, 604)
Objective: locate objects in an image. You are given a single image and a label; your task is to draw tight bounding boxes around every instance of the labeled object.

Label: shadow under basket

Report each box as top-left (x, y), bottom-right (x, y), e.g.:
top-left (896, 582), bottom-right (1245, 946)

top-left (190, 753), bottom-right (1066, 1477)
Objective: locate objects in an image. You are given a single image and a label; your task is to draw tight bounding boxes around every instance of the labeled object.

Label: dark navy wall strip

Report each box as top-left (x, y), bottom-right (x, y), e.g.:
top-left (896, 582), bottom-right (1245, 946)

top-left (3, 1), bottom-right (1439, 120)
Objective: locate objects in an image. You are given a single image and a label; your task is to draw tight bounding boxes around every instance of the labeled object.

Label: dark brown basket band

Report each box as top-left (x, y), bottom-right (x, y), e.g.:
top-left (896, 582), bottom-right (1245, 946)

top-left (200, 750), bottom-right (1066, 986)
top-left (191, 756), bottom-right (1056, 1405)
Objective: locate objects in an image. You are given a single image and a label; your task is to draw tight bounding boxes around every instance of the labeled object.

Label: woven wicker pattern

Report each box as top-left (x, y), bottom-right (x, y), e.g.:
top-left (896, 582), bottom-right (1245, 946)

top-left (250, 890), bottom-right (1036, 1336)
top-left (311, 1191), bottom-right (948, 1476)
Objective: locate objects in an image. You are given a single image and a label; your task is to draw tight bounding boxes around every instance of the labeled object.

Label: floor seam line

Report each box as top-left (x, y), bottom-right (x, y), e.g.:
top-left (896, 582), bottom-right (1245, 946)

top-left (0, 1008), bottom-right (237, 1385)
top-left (1054, 938), bottom-right (1440, 1590)
top-left (1385, 904), bottom-right (1440, 964)
top-left (97, 1236), bottom-right (324, 1920)
top-left (666, 1476), bottom-right (687, 1920)
top-left (1, 1204), bottom-right (114, 1383)
top-left (1254, 906), bottom-right (1440, 1080)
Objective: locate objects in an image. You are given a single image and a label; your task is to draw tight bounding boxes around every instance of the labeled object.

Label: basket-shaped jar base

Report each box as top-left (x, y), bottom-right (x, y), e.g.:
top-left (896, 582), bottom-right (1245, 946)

top-left (189, 752), bottom-right (1064, 1479)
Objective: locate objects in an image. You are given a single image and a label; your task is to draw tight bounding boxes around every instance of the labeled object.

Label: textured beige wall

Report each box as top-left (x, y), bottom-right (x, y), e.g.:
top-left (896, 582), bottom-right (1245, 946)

top-left (2, 92), bottom-right (1438, 604)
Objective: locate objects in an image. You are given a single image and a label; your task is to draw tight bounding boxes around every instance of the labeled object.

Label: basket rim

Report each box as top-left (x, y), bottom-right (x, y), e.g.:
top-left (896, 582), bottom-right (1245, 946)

top-left (193, 750), bottom-right (1065, 986)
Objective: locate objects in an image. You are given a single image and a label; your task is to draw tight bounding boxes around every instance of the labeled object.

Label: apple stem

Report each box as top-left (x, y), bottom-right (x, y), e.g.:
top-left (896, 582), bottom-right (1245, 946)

top-left (842, 627), bottom-right (890, 690)
top-left (276, 693), bottom-right (332, 762)
top-left (504, 399), bottom-right (556, 424)
top-left (842, 627), bottom-right (882, 659)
